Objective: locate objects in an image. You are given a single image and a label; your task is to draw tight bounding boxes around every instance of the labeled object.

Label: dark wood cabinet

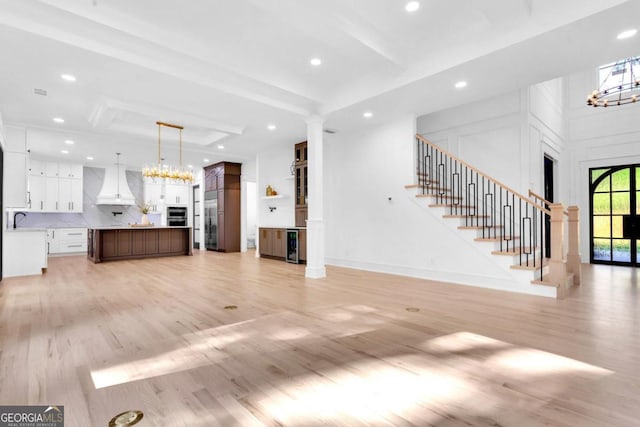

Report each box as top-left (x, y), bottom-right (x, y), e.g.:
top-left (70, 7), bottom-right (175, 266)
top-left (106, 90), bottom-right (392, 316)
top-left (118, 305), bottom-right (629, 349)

top-left (298, 229), bottom-right (307, 262)
top-left (259, 227), bottom-right (306, 262)
top-left (259, 228), bottom-right (286, 259)
top-left (203, 161), bottom-right (241, 252)
top-left (294, 141), bottom-right (308, 227)
top-left (88, 227), bottom-right (192, 263)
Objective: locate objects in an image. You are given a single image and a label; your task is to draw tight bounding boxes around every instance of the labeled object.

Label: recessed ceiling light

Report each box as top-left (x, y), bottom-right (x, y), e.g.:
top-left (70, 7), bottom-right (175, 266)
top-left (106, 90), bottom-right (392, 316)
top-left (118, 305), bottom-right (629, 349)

top-left (61, 74), bottom-right (76, 82)
top-left (217, 145), bottom-right (225, 150)
top-left (187, 164), bottom-right (193, 169)
top-left (405, 1), bottom-right (420, 12)
top-left (267, 124), bottom-right (277, 131)
top-left (203, 158), bottom-right (210, 162)
top-left (363, 111), bottom-right (373, 118)
top-left (86, 156), bottom-right (94, 160)
top-left (455, 81), bottom-right (467, 89)
top-left (617, 29), bottom-right (637, 40)
top-left (61, 150), bottom-right (69, 154)
top-left (310, 58), bottom-right (322, 66)
top-left (53, 117), bottom-right (65, 123)
top-left (64, 139), bottom-right (74, 145)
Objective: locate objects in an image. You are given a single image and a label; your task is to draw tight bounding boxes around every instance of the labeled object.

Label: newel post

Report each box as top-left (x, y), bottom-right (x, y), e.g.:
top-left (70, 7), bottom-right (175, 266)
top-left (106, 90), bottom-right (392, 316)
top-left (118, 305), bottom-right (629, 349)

top-left (566, 206), bottom-right (581, 285)
top-left (548, 203), bottom-right (567, 288)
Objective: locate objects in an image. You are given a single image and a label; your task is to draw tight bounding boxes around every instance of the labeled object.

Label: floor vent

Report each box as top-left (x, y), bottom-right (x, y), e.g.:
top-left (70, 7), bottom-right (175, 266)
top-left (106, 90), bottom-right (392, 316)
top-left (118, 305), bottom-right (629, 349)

top-left (108, 410), bottom-right (144, 426)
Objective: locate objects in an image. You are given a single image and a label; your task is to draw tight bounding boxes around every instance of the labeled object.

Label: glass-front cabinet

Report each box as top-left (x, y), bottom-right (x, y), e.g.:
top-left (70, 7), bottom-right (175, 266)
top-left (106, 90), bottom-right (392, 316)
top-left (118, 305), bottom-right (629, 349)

top-left (294, 141), bottom-right (308, 227)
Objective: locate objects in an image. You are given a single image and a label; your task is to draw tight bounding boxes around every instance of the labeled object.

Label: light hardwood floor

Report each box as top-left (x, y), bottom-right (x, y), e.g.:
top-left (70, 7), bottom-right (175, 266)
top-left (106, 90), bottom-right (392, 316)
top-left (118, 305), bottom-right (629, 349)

top-left (0, 250), bottom-right (638, 426)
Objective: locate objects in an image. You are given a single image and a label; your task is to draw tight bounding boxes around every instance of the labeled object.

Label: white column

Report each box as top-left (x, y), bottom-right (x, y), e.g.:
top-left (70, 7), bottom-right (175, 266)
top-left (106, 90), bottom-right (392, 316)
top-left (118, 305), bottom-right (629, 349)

top-left (305, 115), bottom-right (326, 278)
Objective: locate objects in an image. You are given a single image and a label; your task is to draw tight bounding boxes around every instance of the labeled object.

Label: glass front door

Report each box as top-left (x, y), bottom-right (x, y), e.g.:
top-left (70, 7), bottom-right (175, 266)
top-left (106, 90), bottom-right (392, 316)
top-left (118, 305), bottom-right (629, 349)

top-left (590, 164), bottom-right (640, 265)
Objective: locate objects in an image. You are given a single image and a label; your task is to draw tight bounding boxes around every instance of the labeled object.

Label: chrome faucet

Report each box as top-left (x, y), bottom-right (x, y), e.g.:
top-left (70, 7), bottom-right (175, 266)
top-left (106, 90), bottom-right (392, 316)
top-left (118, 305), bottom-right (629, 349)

top-left (13, 211), bottom-right (27, 229)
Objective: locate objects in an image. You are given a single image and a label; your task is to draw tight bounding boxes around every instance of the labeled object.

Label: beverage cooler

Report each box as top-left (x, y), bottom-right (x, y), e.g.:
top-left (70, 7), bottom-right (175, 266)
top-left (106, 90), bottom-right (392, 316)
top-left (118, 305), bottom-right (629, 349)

top-left (286, 229), bottom-right (301, 263)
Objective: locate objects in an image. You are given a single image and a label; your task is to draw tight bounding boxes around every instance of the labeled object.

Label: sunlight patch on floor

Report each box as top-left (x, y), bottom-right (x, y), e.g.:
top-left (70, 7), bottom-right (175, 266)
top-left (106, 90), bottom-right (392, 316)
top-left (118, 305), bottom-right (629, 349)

top-left (91, 325), bottom-right (251, 389)
top-left (260, 332), bottom-right (613, 425)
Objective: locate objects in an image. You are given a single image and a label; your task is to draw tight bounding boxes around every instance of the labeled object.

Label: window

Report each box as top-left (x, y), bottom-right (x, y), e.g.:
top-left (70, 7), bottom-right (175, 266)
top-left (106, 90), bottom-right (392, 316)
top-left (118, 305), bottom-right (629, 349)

top-left (598, 56), bottom-right (639, 93)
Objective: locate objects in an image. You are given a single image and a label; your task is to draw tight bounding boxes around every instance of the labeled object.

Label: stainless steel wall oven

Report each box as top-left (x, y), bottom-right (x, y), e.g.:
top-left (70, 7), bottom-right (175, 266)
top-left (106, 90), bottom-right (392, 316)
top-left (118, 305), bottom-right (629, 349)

top-left (167, 206), bottom-right (188, 227)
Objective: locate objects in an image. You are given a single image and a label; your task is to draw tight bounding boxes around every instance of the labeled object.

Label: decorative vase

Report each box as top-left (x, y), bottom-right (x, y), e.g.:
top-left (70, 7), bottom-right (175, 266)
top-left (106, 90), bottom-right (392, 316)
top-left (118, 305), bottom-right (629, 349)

top-left (141, 214), bottom-right (150, 225)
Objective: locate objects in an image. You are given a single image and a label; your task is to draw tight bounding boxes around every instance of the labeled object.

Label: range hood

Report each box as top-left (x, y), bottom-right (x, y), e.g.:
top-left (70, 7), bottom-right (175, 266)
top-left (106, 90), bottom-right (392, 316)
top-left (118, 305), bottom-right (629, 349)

top-left (96, 153), bottom-right (136, 206)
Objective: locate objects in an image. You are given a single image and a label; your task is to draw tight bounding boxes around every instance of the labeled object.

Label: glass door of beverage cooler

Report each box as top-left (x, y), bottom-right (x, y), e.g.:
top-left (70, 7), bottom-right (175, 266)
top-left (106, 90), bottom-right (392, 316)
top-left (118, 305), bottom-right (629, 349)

top-left (286, 229), bottom-right (299, 263)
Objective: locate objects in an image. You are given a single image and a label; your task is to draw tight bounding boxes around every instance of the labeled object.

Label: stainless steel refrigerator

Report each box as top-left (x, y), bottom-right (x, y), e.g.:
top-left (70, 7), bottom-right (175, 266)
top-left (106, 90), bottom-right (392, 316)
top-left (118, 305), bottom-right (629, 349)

top-left (204, 191), bottom-right (218, 250)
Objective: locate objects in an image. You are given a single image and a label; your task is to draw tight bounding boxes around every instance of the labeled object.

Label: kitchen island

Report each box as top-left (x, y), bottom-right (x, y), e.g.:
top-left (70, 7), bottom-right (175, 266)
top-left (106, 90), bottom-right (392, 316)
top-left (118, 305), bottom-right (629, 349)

top-left (87, 226), bottom-right (192, 263)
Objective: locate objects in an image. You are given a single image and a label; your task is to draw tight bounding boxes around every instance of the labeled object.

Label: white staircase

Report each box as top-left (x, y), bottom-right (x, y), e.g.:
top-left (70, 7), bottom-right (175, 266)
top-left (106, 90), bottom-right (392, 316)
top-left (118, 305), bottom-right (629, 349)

top-left (410, 135), bottom-right (581, 299)
top-left (405, 184), bottom-right (558, 298)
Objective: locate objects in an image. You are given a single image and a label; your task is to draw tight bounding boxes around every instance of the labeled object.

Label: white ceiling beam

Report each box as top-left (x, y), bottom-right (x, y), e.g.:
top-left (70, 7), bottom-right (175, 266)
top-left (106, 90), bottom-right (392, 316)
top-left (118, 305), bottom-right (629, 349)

top-left (0, 0), bottom-right (316, 117)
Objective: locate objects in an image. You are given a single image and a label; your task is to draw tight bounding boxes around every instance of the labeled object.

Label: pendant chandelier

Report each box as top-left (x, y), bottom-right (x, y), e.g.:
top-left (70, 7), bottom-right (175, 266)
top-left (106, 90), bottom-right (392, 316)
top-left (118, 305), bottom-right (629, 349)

top-left (142, 121), bottom-right (194, 183)
top-left (587, 56), bottom-right (640, 107)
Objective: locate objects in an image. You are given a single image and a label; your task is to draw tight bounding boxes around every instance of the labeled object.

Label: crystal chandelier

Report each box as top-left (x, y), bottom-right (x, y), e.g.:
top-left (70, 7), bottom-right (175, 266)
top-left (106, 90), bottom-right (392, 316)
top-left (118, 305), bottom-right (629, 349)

top-left (587, 56), bottom-right (640, 107)
top-left (142, 121), bottom-right (194, 183)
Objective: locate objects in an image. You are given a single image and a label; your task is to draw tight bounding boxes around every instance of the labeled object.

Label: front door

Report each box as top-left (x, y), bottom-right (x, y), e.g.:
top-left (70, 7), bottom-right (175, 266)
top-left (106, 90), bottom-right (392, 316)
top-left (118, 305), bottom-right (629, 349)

top-left (590, 164), bottom-right (640, 265)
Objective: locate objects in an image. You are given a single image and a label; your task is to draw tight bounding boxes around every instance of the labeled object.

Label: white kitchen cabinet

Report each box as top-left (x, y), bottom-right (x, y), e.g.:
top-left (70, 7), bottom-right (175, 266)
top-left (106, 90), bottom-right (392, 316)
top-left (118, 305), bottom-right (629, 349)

top-left (45, 162), bottom-right (59, 177)
top-left (47, 228), bottom-right (87, 254)
top-left (4, 151), bottom-right (28, 208)
top-left (26, 160), bottom-right (83, 212)
top-left (165, 183), bottom-right (189, 205)
top-left (144, 181), bottom-right (164, 212)
top-left (57, 178), bottom-right (83, 212)
top-left (45, 177), bottom-right (59, 211)
top-left (4, 126), bottom-right (28, 208)
top-left (4, 229), bottom-right (48, 277)
top-left (28, 175), bottom-right (46, 211)
top-left (28, 158), bottom-right (46, 176)
top-left (58, 163), bottom-right (82, 179)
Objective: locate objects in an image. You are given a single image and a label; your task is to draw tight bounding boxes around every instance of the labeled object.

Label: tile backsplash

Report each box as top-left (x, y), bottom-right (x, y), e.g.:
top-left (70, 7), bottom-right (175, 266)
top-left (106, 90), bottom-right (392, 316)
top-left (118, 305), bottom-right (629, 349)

top-left (10, 167), bottom-right (161, 228)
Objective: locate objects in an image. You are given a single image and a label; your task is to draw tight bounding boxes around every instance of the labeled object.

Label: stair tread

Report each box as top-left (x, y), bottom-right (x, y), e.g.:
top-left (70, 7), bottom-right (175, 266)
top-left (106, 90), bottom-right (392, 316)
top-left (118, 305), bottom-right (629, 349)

top-left (458, 225), bottom-right (502, 230)
top-left (491, 248), bottom-right (539, 256)
top-left (429, 204), bottom-right (475, 208)
top-left (405, 182), bottom-right (444, 187)
top-left (417, 194), bottom-right (463, 199)
top-left (474, 237), bottom-right (520, 242)
top-left (530, 279), bottom-right (559, 288)
top-left (511, 259), bottom-right (549, 271)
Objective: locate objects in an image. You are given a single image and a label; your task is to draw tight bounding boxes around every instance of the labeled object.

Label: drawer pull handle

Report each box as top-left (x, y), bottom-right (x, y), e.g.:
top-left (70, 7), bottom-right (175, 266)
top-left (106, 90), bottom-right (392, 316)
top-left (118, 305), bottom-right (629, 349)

top-left (68, 232), bottom-right (83, 235)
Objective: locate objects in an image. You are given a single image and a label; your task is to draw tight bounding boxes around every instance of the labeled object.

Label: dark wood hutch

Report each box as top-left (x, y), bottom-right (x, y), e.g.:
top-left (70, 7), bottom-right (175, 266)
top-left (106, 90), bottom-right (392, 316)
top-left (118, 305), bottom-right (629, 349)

top-left (204, 161), bottom-right (241, 252)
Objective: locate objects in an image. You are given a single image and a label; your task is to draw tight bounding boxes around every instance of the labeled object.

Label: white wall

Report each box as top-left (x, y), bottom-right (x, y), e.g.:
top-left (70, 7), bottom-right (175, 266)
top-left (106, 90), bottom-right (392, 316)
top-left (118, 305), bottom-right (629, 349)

top-left (418, 81), bottom-right (568, 200)
top-left (566, 69), bottom-right (640, 261)
top-left (322, 114), bottom-right (547, 294)
top-left (256, 144), bottom-right (295, 228)
top-left (246, 182), bottom-right (257, 248)
top-left (418, 91), bottom-right (526, 191)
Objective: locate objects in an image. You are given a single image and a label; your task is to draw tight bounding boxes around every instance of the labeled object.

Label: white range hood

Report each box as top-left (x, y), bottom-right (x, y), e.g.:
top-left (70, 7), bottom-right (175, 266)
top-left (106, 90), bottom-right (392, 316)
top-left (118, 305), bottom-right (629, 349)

top-left (96, 154), bottom-right (136, 206)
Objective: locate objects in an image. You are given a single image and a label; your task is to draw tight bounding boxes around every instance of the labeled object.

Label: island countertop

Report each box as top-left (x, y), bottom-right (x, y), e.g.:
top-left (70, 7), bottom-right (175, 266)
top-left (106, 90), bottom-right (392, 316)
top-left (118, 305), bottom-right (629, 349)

top-left (88, 225), bottom-right (191, 230)
top-left (87, 226), bottom-right (192, 263)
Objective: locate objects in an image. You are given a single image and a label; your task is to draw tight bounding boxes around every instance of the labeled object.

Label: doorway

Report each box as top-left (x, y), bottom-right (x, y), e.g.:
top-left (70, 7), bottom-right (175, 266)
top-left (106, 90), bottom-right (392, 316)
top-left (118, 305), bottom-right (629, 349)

top-left (590, 164), bottom-right (639, 265)
top-left (192, 184), bottom-right (200, 249)
top-left (543, 155), bottom-right (554, 258)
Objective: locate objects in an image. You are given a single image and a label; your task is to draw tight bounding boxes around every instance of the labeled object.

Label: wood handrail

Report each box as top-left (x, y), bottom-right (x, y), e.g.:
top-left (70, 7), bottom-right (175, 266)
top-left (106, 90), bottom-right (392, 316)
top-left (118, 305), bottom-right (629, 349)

top-left (416, 134), bottom-right (551, 215)
top-left (528, 189), bottom-right (569, 217)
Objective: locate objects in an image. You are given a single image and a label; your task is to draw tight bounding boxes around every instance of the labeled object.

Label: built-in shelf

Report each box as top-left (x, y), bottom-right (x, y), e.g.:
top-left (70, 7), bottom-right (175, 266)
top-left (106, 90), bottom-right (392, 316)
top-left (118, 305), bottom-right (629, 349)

top-left (261, 194), bottom-right (288, 200)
